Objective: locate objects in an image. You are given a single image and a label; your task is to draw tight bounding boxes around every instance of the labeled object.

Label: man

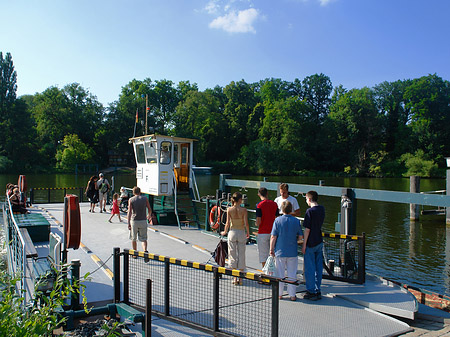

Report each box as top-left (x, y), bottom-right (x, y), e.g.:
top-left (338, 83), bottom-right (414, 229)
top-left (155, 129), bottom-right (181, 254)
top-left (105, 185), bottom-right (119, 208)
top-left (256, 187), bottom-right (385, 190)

top-left (96, 173), bottom-right (110, 213)
top-left (274, 183), bottom-right (300, 217)
top-left (255, 187), bottom-right (278, 268)
top-left (127, 186), bottom-right (152, 252)
top-left (302, 190), bottom-right (325, 301)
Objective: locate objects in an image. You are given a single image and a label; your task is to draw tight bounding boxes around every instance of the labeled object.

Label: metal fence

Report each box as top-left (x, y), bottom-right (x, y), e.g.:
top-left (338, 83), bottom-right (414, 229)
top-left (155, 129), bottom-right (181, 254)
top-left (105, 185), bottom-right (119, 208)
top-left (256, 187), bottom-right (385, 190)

top-left (30, 187), bottom-right (86, 204)
top-left (113, 248), bottom-right (281, 337)
top-left (2, 198), bottom-right (28, 303)
top-left (321, 232), bottom-right (365, 284)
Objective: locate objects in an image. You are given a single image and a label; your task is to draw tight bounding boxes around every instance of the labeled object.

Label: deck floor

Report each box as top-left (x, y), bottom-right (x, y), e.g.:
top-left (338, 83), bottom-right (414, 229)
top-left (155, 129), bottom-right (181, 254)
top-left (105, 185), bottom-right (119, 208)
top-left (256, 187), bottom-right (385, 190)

top-left (25, 203), bottom-right (450, 336)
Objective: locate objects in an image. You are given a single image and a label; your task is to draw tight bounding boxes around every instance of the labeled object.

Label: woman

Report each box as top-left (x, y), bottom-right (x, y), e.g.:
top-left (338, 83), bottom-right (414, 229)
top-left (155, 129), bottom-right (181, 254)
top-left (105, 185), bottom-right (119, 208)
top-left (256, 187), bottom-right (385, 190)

top-left (10, 187), bottom-right (28, 214)
top-left (221, 192), bottom-right (250, 285)
top-left (270, 200), bottom-right (303, 301)
top-left (86, 176), bottom-right (99, 212)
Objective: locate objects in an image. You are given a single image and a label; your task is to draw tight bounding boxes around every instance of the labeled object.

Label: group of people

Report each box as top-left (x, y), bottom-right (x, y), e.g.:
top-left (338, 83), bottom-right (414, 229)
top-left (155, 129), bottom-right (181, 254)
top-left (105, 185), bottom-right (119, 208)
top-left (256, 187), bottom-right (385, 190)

top-left (86, 173), bottom-right (130, 223)
top-left (221, 183), bottom-right (325, 302)
top-left (5, 183), bottom-right (29, 214)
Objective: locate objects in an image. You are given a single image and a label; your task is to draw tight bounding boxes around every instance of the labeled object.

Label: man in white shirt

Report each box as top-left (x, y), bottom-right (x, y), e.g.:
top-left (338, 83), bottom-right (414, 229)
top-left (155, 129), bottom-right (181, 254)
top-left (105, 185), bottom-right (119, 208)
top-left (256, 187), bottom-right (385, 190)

top-left (274, 183), bottom-right (300, 217)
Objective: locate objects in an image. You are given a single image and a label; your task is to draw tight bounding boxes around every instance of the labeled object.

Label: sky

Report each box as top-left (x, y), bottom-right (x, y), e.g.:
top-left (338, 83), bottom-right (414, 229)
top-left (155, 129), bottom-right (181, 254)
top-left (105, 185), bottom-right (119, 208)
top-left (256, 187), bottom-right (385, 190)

top-left (2, 0), bottom-right (450, 107)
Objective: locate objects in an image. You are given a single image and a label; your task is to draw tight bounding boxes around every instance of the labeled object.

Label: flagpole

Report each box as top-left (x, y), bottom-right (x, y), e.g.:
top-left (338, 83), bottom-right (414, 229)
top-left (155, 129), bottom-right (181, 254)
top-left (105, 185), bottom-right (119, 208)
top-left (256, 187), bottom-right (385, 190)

top-left (145, 94), bottom-right (148, 135)
top-left (133, 108), bottom-right (138, 138)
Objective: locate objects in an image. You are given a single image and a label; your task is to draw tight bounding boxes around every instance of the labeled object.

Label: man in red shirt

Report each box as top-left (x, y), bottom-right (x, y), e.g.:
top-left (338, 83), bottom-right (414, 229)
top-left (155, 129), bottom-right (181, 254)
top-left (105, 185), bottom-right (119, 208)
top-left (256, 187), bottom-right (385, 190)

top-left (256, 187), bottom-right (279, 268)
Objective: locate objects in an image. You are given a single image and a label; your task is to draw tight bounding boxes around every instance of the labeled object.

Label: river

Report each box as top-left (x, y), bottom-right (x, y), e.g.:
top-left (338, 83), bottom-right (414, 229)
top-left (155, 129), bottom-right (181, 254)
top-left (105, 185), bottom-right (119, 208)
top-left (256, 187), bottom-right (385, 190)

top-left (1, 172), bottom-right (449, 296)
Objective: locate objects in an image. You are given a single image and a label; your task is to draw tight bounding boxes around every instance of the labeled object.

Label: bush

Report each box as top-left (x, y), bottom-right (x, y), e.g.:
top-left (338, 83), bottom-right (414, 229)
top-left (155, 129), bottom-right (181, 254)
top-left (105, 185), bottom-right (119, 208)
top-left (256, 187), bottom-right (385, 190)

top-left (400, 150), bottom-right (439, 177)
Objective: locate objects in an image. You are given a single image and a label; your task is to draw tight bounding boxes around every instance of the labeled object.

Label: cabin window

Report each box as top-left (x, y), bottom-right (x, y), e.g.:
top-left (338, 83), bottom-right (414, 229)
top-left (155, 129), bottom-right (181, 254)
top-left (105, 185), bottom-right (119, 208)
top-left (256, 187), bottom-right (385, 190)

top-left (173, 144), bottom-right (179, 167)
top-left (135, 144), bottom-right (146, 164)
top-left (160, 141), bottom-right (171, 165)
top-left (181, 146), bottom-right (188, 165)
top-left (145, 142), bottom-right (157, 163)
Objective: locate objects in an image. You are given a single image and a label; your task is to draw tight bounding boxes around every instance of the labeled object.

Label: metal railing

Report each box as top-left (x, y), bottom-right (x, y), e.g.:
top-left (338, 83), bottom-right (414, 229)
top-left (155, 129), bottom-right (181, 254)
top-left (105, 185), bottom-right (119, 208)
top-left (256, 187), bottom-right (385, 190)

top-left (113, 248), bottom-right (282, 337)
top-left (30, 187), bottom-right (86, 204)
top-left (2, 196), bottom-right (28, 303)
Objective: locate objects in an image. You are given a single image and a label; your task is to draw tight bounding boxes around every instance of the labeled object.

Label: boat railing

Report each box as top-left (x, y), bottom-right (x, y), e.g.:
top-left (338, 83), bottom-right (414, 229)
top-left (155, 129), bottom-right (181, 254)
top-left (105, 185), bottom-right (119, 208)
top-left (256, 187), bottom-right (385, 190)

top-left (190, 168), bottom-right (201, 202)
top-left (115, 248), bottom-right (285, 337)
top-left (2, 196), bottom-right (29, 304)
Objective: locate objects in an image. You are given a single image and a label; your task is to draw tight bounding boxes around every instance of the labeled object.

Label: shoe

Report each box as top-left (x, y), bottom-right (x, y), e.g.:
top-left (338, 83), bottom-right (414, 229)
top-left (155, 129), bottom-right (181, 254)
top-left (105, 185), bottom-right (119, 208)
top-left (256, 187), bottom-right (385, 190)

top-left (144, 250), bottom-right (149, 263)
top-left (290, 296), bottom-right (297, 301)
top-left (89, 209), bottom-right (91, 212)
top-left (303, 292), bottom-right (318, 300)
top-left (108, 220), bottom-right (112, 223)
top-left (238, 278), bottom-right (243, 285)
top-left (100, 210), bottom-right (103, 213)
top-left (316, 292), bottom-right (322, 300)
top-left (103, 208), bottom-right (106, 212)
top-left (232, 278), bottom-right (238, 285)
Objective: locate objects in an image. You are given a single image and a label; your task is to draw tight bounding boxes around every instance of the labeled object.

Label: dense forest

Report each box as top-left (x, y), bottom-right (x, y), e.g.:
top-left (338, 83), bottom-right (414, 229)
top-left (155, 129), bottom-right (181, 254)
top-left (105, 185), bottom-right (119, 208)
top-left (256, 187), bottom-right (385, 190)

top-left (1, 51), bottom-right (449, 177)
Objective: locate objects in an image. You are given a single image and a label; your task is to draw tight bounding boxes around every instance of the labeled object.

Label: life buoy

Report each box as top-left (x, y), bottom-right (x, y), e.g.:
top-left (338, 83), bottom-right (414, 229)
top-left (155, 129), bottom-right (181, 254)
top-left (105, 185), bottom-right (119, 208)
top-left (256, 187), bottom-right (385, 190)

top-left (18, 175), bottom-right (27, 193)
top-left (209, 205), bottom-right (221, 230)
top-left (64, 194), bottom-right (81, 249)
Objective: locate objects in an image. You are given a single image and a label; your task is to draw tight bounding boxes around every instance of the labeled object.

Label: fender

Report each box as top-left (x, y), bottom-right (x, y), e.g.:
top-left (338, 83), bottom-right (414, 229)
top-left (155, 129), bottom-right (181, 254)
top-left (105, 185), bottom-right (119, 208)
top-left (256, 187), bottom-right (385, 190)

top-left (209, 205), bottom-right (222, 230)
top-left (18, 175), bottom-right (27, 193)
top-left (64, 194), bottom-right (81, 249)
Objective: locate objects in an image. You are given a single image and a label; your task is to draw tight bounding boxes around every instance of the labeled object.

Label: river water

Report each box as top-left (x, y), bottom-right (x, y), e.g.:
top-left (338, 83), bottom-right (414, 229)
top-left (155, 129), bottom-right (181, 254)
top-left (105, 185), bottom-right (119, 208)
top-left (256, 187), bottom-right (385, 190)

top-left (1, 172), bottom-right (449, 296)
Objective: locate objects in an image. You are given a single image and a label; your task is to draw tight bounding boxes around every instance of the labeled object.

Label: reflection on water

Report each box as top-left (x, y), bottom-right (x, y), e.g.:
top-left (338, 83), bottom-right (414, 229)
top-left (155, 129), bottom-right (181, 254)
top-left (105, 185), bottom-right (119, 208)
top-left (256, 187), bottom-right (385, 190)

top-left (1, 172), bottom-right (449, 295)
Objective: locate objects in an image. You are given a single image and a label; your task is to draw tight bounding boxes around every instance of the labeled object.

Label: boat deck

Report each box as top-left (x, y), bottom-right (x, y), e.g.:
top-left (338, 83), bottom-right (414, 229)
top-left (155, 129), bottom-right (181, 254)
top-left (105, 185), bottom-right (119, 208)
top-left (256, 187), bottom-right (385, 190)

top-left (21, 203), bottom-right (450, 336)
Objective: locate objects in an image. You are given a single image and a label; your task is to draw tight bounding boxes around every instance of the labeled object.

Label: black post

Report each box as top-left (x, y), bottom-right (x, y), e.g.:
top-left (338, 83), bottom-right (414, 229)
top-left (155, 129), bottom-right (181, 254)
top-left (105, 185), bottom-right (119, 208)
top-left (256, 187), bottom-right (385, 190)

top-left (48, 188), bottom-right (51, 203)
top-left (30, 188), bottom-right (34, 204)
top-left (340, 188), bottom-right (357, 235)
top-left (123, 250), bottom-right (129, 304)
top-left (113, 247), bottom-right (121, 303)
top-left (360, 233), bottom-right (366, 284)
top-left (164, 260), bottom-right (170, 316)
top-left (206, 199), bottom-right (211, 231)
top-left (213, 268), bottom-right (220, 332)
top-left (145, 279), bottom-right (152, 337)
top-left (271, 280), bottom-right (279, 337)
top-left (70, 259), bottom-right (81, 310)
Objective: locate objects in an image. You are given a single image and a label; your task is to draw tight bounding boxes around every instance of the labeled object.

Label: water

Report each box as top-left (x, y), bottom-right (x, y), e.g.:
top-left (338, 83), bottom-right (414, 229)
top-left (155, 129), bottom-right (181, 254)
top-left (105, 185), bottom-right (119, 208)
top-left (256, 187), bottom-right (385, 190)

top-left (2, 173), bottom-right (449, 296)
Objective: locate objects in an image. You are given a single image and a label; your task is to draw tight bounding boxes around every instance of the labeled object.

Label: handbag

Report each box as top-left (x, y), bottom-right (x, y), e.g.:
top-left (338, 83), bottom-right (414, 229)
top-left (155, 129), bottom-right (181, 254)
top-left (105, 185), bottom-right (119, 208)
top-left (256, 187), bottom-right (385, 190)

top-left (262, 255), bottom-right (276, 275)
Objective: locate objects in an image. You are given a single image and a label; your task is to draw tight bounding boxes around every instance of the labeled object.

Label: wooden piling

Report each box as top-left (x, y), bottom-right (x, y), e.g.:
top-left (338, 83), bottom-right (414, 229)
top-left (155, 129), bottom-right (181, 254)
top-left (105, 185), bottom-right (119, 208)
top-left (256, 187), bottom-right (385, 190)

top-left (410, 176), bottom-right (420, 221)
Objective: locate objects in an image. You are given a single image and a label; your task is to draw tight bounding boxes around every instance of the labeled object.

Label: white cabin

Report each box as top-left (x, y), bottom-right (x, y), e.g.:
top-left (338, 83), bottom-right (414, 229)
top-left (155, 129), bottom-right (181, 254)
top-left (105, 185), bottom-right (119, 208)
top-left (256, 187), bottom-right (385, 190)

top-left (129, 134), bottom-right (196, 196)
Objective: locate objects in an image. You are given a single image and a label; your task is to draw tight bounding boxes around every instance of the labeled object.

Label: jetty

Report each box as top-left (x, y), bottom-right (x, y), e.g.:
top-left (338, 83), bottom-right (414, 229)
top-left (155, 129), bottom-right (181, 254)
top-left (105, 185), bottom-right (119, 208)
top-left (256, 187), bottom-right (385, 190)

top-left (5, 200), bottom-right (450, 336)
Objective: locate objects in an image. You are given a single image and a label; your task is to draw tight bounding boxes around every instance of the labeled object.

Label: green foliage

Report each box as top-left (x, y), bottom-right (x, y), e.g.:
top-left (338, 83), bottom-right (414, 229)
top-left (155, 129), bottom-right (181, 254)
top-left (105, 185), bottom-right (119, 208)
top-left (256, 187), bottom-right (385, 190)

top-left (400, 150), bottom-right (439, 177)
top-left (0, 155), bottom-right (12, 173)
top-left (55, 134), bottom-right (95, 171)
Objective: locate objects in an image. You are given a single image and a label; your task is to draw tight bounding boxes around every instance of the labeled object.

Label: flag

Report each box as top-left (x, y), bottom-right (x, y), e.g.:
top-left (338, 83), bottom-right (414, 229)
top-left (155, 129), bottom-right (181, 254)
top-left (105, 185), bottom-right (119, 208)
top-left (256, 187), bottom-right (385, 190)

top-left (135, 109), bottom-right (138, 123)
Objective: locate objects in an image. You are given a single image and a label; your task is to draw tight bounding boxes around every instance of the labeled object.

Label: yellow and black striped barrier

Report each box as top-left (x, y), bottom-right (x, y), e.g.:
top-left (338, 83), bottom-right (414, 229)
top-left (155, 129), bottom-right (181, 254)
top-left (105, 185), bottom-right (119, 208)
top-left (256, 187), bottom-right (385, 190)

top-left (323, 232), bottom-right (361, 241)
top-left (30, 187), bottom-right (86, 204)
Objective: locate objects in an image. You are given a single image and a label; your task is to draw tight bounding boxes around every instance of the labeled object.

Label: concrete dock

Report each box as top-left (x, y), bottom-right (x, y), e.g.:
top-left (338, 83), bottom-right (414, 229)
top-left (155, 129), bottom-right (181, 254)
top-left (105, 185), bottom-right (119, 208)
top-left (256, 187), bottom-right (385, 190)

top-left (27, 203), bottom-right (450, 336)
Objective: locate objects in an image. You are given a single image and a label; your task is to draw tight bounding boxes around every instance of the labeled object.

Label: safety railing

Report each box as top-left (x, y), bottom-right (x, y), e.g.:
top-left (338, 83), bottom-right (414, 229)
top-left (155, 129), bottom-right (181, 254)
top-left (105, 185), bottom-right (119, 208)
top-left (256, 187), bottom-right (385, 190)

top-left (321, 232), bottom-right (365, 284)
top-left (114, 248), bottom-right (282, 337)
top-left (2, 197), bottom-right (28, 303)
top-left (30, 187), bottom-right (86, 204)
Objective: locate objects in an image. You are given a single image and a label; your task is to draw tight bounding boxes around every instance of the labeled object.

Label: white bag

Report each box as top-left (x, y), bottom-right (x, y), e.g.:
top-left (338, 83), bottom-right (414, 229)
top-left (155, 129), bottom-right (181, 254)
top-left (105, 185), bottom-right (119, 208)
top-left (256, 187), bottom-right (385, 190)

top-left (262, 255), bottom-right (276, 275)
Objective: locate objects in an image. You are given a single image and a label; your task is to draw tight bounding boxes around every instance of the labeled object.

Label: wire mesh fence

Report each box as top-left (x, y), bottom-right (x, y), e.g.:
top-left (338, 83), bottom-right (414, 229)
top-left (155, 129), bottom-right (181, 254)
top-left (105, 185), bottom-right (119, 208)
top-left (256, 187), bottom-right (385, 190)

top-left (119, 249), bottom-right (279, 337)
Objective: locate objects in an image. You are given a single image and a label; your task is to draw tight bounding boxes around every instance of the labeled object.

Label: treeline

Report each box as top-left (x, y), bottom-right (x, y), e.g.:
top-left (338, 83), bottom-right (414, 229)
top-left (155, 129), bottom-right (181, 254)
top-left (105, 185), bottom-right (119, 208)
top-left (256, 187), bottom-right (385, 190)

top-left (1, 51), bottom-right (450, 177)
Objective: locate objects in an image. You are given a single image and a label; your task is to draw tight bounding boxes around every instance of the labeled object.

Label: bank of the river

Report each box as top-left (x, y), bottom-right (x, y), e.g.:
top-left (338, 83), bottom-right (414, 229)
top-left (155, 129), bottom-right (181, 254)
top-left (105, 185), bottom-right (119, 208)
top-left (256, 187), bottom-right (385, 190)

top-left (1, 172), bottom-right (449, 297)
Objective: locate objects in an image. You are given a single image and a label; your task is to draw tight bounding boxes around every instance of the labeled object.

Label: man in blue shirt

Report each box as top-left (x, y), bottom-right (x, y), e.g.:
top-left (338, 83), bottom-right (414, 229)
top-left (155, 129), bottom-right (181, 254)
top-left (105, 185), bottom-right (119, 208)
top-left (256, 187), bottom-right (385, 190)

top-left (302, 190), bottom-right (325, 301)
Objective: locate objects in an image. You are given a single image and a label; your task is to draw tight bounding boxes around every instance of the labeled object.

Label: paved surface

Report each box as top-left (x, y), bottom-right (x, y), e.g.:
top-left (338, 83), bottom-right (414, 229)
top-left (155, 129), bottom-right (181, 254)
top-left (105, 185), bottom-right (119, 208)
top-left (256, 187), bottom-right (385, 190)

top-left (30, 203), bottom-right (450, 336)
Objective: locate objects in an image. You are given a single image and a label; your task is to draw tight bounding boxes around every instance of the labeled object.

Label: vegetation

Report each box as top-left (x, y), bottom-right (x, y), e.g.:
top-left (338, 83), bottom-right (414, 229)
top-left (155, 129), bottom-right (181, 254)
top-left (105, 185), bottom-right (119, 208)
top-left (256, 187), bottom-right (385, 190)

top-left (1, 51), bottom-right (449, 177)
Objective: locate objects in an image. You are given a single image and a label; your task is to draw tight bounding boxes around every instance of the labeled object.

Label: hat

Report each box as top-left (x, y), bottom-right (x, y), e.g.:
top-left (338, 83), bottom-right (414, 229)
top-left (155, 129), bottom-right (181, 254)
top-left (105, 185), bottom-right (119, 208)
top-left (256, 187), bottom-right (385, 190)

top-left (99, 173), bottom-right (104, 177)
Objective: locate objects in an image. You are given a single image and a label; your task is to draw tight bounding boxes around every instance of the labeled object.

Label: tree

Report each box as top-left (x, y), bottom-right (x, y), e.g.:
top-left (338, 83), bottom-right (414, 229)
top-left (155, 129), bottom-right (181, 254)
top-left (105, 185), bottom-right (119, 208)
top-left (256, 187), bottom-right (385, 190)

top-left (301, 73), bottom-right (333, 124)
top-left (0, 52), bottom-right (17, 116)
top-left (55, 134), bottom-right (95, 171)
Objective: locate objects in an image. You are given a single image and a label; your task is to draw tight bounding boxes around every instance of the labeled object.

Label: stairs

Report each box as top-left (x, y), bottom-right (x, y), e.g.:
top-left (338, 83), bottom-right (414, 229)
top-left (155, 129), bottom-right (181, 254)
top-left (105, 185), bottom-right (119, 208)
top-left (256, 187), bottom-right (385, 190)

top-left (152, 189), bottom-right (199, 228)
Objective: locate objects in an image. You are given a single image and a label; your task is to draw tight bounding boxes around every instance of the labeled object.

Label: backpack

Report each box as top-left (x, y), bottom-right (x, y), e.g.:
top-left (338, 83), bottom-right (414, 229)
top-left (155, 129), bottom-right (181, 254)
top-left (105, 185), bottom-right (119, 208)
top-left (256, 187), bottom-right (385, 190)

top-left (100, 179), bottom-right (109, 193)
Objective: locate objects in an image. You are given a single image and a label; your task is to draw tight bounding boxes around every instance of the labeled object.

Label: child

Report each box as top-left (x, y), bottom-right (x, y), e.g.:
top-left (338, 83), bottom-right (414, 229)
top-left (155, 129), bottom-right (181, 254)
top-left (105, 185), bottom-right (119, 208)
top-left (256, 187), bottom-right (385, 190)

top-left (108, 193), bottom-right (122, 223)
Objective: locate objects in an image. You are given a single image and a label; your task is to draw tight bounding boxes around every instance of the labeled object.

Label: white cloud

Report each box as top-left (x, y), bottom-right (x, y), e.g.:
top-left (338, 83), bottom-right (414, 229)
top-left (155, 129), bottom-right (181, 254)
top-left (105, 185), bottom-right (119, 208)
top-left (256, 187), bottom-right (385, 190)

top-left (209, 8), bottom-right (259, 33)
top-left (204, 0), bottom-right (220, 14)
top-left (318, 0), bottom-right (335, 6)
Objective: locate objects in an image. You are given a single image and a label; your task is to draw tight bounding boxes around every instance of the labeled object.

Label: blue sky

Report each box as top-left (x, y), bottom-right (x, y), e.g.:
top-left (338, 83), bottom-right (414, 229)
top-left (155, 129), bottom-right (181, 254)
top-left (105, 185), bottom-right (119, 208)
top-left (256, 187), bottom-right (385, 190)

top-left (2, 0), bottom-right (449, 106)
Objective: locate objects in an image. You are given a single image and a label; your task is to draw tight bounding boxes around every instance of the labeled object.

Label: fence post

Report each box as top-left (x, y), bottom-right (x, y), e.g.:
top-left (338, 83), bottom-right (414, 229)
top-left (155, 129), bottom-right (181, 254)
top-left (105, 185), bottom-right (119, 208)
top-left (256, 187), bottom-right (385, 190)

top-left (145, 279), bottom-right (152, 337)
top-left (113, 247), bottom-right (121, 303)
top-left (164, 260), bottom-right (170, 316)
top-left (271, 280), bottom-right (279, 337)
top-left (410, 176), bottom-right (420, 221)
top-left (48, 188), bottom-right (51, 203)
top-left (213, 268), bottom-right (220, 332)
top-left (360, 233), bottom-right (366, 284)
top-left (70, 259), bottom-right (81, 310)
top-left (206, 199), bottom-right (211, 231)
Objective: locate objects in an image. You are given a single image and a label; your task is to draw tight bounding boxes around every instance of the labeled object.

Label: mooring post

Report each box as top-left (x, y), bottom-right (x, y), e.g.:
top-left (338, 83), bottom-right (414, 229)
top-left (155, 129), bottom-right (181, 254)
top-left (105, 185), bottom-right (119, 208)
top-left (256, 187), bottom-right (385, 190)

top-left (219, 174), bottom-right (232, 195)
top-left (410, 176), bottom-right (420, 221)
top-left (340, 188), bottom-right (356, 235)
top-left (70, 259), bottom-right (81, 310)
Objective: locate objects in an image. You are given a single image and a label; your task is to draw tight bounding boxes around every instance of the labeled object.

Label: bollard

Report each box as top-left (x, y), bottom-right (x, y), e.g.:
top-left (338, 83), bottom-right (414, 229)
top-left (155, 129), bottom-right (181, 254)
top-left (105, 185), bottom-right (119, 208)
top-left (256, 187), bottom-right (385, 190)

top-left (145, 279), bottom-right (152, 337)
top-left (410, 176), bottom-right (420, 221)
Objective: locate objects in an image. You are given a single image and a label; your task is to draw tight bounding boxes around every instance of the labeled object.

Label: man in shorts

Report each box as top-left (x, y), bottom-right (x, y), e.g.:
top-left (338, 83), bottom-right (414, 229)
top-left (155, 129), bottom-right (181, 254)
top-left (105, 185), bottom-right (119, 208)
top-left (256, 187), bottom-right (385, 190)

top-left (255, 187), bottom-right (278, 268)
top-left (127, 186), bottom-right (152, 252)
top-left (97, 173), bottom-right (110, 213)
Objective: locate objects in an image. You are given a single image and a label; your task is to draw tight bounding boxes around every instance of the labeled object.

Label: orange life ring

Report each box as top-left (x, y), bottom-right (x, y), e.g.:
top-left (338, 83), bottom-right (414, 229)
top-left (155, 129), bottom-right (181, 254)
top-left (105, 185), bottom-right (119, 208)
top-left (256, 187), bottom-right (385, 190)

top-left (64, 194), bottom-right (81, 249)
top-left (18, 175), bottom-right (27, 192)
top-left (209, 205), bottom-right (221, 230)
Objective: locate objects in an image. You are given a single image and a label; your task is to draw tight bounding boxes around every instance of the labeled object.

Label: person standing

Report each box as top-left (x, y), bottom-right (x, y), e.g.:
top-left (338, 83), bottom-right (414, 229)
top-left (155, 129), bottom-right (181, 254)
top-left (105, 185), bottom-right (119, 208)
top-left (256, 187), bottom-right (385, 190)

top-left (127, 186), bottom-right (152, 252)
top-left (302, 190), bottom-right (325, 301)
top-left (86, 176), bottom-right (98, 213)
top-left (220, 192), bottom-right (250, 285)
top-left (255, 187), bottom-right (278, 268)
top-left (108, 193), bottom-right (122, 223)
top-left (270, 200), bottom-right (303, 301)
top-left (274, 183), bottom-right (300, 217)
top-left (97, 173), bottom-right (110, 213)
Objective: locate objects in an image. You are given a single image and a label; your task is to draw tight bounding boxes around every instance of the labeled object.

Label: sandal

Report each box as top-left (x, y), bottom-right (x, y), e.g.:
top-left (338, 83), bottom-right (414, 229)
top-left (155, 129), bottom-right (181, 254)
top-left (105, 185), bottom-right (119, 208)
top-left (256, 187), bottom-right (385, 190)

top-left (290, 296), bottom-right (297, 301)
top-left (232, 278), bottom-right (238, 285)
